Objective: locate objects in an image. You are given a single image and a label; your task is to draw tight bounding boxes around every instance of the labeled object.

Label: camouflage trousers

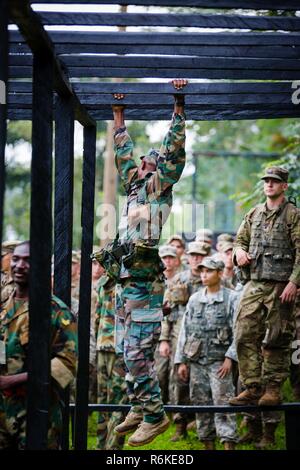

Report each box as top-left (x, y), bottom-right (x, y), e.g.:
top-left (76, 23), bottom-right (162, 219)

top-left (155, 317), bottom-right (190, 423)
top-left (235, 280), bottom-right (295, 387)
top-left (189, 361), bottom-right (237, 443)
top-left (115, 278), bottom-right (165, 424)
top-left (0, 386), bottom-right (62, 449)
top-left (96, 351), bottom-right (127, 450)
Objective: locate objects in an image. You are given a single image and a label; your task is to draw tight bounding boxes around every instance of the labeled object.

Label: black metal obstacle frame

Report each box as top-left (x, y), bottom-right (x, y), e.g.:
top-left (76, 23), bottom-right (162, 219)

top-left (1, 0), bottom-right (300, 451)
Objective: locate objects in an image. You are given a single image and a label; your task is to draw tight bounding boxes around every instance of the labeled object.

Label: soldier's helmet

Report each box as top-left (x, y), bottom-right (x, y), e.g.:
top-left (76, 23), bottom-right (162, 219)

top-left (198, 257), bottom-right (225, 271)
top-left (261, 166), bottom-right (289, 183)
top-left (159, 245), bottom-right (177, 259)
top-left (140, 148), bottom-right (160, 167)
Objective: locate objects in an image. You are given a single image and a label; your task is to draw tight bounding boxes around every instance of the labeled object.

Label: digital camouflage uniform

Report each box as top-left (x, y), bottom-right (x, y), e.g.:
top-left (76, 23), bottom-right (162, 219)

top-left (290, 292), bottom-right (300, 399)
top-left (175, 286), bottom-right (238, 443)
top-left (160, 269), bottom-right (202, 420)
top-left (95, 275), bottom-right (127, 450)
top-left (114, 112), bottom-right (186, 424)
top-left (233, 198), bottom-right (300, 388)
top-left (0, 292), bottom-right (77, 449)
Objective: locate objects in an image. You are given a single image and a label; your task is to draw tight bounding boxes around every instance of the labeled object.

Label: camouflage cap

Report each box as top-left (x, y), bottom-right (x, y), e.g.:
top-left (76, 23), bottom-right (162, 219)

top-left (198, 256), bottom-right (225, 271)
top-left (1, 240), bottom-right (22, 256)
top-left (217, 233), bottom-right (234, 243)
top-left (140, 148), bottom-right (160, 166)
top-left (196, 228), bottom-right (214, 243)
top-left (167, 234), bottom-right (186, 248)
top-left (261, 166), bottom-right (289, 183)
top-left (187, 241), bottom-right (211, 256)
top-left (159, 245), bottom-right (177, 258)
top-left (219, 241), bottom-right (234, 253)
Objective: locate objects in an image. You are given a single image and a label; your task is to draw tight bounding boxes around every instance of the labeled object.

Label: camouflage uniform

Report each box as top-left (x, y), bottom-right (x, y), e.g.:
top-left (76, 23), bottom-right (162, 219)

top-left (0, 292), bottom-right (77, 449)
top-left (175, 286), bottom-right (238, 443)
top-left (233, 198), bottom-right (300, 388)
top-left (95, 275), bottom-right (127, 450)
top-left (0, 272), bottom-right (14, 305)
top-left (160, 269), bottom-right (202, 420)
top-left (114, 112), bottom-right (186, 424)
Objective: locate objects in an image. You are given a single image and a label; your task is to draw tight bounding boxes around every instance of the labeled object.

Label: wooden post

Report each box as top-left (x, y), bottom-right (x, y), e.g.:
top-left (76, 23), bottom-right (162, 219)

top-left (26, 52), bottom-right (54, 449)
top-left (0, 0), bottom-right (8, 255)
top-left (74, 125), bottom-right (96, 450)
top-left (54, 95), bottom-right (75, 450)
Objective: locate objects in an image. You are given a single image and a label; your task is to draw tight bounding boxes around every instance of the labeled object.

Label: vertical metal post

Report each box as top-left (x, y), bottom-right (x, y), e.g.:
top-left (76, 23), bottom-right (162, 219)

top-left (26, 53), bottom-right (54, 449)
top-left (54, 95), bottom-right (75, 450)
top-left (285, 408), bottom-right (300, 450)
top-left (74, 125), bottom-right (96, 450)
top-left (0, 0), bottom-right (8, 257)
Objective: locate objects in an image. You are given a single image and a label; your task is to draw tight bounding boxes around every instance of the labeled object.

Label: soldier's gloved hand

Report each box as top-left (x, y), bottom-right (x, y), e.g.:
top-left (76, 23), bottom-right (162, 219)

top-left (178, 363), bottom-right (189, 383)
top-left (159, 340), bottom-right (170, 358)
top-left (236, 248), bottom-right (252, 267)
top-left (280, 281), bottom-right (298, 303)
top-left (217, 357), bottom-right (232, 379)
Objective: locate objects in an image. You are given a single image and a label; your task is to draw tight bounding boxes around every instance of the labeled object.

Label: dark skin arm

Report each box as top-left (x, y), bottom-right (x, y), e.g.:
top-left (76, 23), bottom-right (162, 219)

top-left (0, 372), bottom-right (28, 390)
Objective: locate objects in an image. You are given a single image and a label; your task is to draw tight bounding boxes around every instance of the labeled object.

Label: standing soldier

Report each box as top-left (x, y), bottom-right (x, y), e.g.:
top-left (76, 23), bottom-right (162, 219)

top-left (104, 79), bottom-right (188, 447)
top-left (159, 241), bottom-right (210, 441)
top-left (155, 245), bottom-right (179, 405)
top-left (167, 235), bottom-right (187, 272)
top-left (175, 257), bottom-right (238, 450)
top-left (95, 273), bottom-right (127, 450)
top-left (230, 167), bottom-right (300, 408)
top-left (1, 241), bottom-right (21, 304)
top-left (0, 241), bottom-right (77, 449)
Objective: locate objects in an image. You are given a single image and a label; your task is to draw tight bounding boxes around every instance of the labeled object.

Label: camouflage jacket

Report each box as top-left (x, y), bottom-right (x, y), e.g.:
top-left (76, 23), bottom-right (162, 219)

top-left (95, 275), bottom-right (116, 352)
top-left (175, 286), bottom-right (238, 365)
top-left (233, 199), bottom-right (300, 285)
top-left (115, 113), bottom-right (186, 245)
top-left (0, 292), bottom-right (78, 389)
top-left (0, 271), bottom-right (14, 305)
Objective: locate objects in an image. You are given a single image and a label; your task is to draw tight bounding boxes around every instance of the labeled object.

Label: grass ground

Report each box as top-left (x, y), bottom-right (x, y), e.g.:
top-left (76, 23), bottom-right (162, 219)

top-left (84, 380), bottom-right (293, 451)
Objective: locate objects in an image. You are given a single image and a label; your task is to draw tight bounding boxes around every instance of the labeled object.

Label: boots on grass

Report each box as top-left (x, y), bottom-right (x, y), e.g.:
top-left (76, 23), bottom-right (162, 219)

top-left (170, 422), bottom-right (187, 442)
top-left (224, 441), bottom-right (236, 450)
top-left (238, 418), bottom-right (262, 444)
top-left (203, 440), bottom-right (215, 450)
top-left (255, 423), bottom-right (277, 449)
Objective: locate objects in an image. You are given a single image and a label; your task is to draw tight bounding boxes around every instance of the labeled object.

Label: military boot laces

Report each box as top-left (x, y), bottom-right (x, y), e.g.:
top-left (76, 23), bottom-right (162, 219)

top-left (238, 418), bottom-right (262, 444)
top-left (114, 410), bottom-right (143, 436)
top-left (258, 383), bottom-right (282, 406)
top-left (127, 414), bottom-right (170, 447)
top-left (255, 423), bottom-right (277, 449)
top-left (229, 384), bottom-right (263, 406)
top-left (170, 422), bottom-right (187, 442)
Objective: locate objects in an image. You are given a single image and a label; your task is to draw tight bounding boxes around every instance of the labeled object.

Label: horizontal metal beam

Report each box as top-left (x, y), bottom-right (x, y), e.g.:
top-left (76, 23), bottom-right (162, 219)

top-left (8, 81), bottom-right (295, 95)
top-left (9, 66), bottom-right (300, 80)
top-left (9, 55), bottom-right (300, 71)
top-left (10, 31), bottom-right (300, 47)
top-left (9, 0), bottom-right (94, 127)
top-left (8, 106), bottom-right (300, 121)
top-left (31, 1), bottom-right (300, 11)
top-left (30, 12), bottom-right (300, 31)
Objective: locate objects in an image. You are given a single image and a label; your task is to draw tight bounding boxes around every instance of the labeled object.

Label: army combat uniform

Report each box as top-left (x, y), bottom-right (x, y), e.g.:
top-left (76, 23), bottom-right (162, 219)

top-left (161, 269), bottom-right (202, 415)
top-left (233, 197), bottom-right (300, 390)
top-left (114, 112), bottom-right (186, 424)
top-left (175, 286), bottom-right (238, 444)
top-left (95, 275), bottom-right (127, 450)
top-left (0, 292), bottom-right (77, 449)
